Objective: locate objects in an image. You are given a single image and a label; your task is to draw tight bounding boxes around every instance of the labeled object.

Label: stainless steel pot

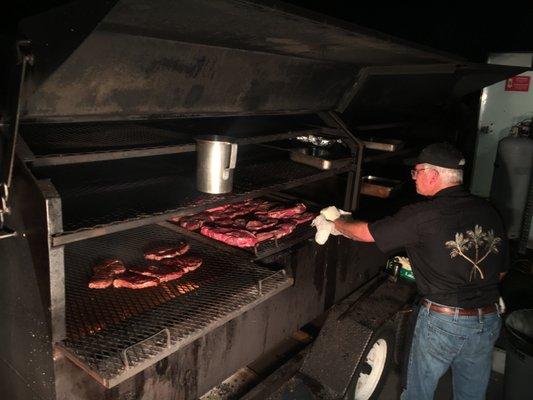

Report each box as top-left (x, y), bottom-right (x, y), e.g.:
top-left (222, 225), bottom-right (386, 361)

top-left (196, 135), bottom-right (238, 194)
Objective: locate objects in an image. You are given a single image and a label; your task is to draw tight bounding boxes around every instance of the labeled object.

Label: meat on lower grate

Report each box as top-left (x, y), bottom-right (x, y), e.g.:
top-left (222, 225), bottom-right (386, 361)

top-left (144, 241), bottom-right (190, 260)
top-left (160, 256), bottom-right (203, 272)
top-left (113, 272), bottom-right (160, 289)
top-left (89, 259), bottom-right (127, 289)
top-left (128, 265), bottom-right (186, 282)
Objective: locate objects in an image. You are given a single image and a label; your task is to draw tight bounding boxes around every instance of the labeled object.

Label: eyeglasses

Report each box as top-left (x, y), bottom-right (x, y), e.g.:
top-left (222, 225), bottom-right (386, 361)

top-left (411, 168), bottom-right (430, 178)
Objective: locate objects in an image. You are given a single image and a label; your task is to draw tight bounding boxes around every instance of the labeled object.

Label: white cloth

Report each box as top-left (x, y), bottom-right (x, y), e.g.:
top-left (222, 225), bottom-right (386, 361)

top-left (320, 206), bottom-right (351, 221)
top-left (312, 206), bottom-right (351, 244)
top-left (312, 215), bottom-right (335, 245)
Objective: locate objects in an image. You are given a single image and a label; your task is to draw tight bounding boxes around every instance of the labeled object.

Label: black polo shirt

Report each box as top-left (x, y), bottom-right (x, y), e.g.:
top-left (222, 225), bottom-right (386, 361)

top-left (368, 186), bottom-right (509, 308)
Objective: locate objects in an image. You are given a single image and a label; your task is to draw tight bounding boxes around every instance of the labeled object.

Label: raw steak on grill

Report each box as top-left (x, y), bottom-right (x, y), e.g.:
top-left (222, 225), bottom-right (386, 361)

top-left (173, 213), bottom-right (214, 231)
top-left (160, 256), bottom-right (203, 272)
top-left (200, 225), bottom-right (258, 248)
top-left (256, 222), bottom-right (296, 242)
top-left (113, 272), bottom-right (160, 289)
top-left (129, 265), bottom-right (185, 282)
top-left (284, 212), bottom-right (315, 225)
top-left (205, 204), bottom-right (231, 213)
top-left (245, 216), bottom-right (279, 231)
top-left (144, 241), bottom-right (190, 260)
top-left (265, 203), bottom-right (306, 219)
top-left (89, 259), bottom-right (126, 289)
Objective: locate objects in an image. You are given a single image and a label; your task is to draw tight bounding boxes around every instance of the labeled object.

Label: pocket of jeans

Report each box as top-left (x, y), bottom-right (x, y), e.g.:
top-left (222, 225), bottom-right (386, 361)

top-left (427, 319), bottom-right (466, 357)
top-left (486, 315), bottom-right (502, 339)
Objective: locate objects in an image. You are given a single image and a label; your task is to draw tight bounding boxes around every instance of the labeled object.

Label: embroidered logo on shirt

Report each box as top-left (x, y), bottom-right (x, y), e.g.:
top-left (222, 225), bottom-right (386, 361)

top-left (444, 225), bottom-right (501, 281)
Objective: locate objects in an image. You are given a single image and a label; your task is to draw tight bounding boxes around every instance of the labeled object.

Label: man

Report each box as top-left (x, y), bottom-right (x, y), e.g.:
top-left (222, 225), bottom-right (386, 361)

top-left (332, 142), bottom-right (508, 400)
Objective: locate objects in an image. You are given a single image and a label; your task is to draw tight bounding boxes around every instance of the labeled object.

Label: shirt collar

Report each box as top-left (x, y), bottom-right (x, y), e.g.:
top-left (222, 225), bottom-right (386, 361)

top-left (432, 185), bottom-right (467, 199)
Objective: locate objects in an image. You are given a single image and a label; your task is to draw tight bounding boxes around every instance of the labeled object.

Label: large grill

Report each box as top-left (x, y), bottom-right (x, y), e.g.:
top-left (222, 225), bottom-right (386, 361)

top-left (57, 224), bottom-right (292, 388)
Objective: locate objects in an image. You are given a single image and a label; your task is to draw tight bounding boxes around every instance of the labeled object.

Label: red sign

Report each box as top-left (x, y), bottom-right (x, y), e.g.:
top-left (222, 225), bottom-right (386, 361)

top-left (505, 76), bottom-right (530, 92)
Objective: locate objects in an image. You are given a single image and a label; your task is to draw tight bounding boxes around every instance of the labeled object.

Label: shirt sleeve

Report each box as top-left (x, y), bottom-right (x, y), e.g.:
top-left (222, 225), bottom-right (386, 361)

top-left (368, 204), bottom-right (423, 253)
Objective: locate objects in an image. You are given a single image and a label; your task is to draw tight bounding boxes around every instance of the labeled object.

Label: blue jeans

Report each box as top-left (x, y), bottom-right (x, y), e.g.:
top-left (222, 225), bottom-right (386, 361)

top-left (401, 302), bottom-right (502, 400)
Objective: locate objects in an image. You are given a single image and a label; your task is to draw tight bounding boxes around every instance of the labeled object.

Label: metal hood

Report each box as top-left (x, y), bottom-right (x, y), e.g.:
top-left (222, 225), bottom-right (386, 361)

top-left (16, 0), bottom-right (528, 122)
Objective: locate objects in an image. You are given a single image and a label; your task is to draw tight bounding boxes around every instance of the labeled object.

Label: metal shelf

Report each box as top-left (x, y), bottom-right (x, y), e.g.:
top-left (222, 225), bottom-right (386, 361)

top-left (41, 152), bottom-right (352, 246)
top-left (23, 120), bottom-right (325, 166)
top-left (57, 224), bottom-right (292, 388)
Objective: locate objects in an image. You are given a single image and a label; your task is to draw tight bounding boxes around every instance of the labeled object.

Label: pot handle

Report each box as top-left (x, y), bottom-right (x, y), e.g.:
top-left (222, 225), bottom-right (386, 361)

top-left (228, 143), bottom-right (238, 169)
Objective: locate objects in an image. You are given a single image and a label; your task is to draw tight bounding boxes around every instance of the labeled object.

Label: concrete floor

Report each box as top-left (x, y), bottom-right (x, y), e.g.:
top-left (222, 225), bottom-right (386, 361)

top-left (377, 366), bottom-right (504, 400)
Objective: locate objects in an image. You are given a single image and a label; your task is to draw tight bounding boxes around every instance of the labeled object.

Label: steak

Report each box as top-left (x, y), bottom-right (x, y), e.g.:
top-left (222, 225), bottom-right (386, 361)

top-left (113, 272), bottom-right (160, 289)
top-left (256, 223), bottom-right (296, 242)
top-left (144, 241), bottom-right (190, 260)
top-left (88, 275), bottom-right (114, 289)
top-left (205, 204), bottom-right (231, 213)
top-left (93, 259), bottom-right (126, 275)
top-left (129, 265), bottom-right (185, 282)
top-left (245, 216), bottom-right (279, 231)
top-left (160, 256), bottom-right (203, 272)
top-left (285, 212), bottom-right (315, 225)
top-left (174, 213), bottom-right (214, 231)
top-left (265, 203), bottom-right (306, 219)
top-left (200, 225), bottom-right (258, 248)
top-left (89, 259), bottom-right (126, 289)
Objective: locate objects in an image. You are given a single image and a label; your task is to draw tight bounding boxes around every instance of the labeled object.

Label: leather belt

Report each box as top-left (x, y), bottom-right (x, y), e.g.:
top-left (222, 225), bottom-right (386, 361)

top-left (422, 299), bottom-right (497, 316)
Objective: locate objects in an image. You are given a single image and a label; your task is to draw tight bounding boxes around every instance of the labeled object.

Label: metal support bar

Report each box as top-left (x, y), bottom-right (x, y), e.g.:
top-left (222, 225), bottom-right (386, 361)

top-left (0, 40), bottom-right (33, 235)
top-left (318, 111), bottom-right (364, 211)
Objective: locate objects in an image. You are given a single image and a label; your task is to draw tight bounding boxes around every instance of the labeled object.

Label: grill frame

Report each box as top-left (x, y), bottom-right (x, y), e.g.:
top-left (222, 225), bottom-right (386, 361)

top-left (56, 223), bottom-right (293, 388)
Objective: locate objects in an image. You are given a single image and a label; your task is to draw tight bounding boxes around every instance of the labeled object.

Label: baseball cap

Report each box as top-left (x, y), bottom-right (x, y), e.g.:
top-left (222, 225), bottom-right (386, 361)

top-left (405, 142), bottom-right (466, 169)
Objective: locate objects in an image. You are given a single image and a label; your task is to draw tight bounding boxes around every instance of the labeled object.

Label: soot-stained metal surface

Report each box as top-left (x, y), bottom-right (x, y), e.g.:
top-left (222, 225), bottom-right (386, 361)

top-left (17, 0), bottom-right (464, 122)
top-left (300, 307), bottom-right (373, 397)
top-left (58, 223), bottom-right (292, 387)
top-left (299, 278), bottom-right (416, 397)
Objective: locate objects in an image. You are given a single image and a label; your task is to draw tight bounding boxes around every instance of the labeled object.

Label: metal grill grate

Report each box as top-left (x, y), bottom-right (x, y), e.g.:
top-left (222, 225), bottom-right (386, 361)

top-left (37, 153), bottom-right (348, 235)
top-left (59, 224), bottom-right (292, 387)
top-left (22, 123), bottom-right (192, 156)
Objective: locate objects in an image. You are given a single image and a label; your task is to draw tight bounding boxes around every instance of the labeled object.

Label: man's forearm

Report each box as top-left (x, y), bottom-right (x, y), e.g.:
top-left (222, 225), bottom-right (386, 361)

top-left (334, 219), bottom-right (375, 242)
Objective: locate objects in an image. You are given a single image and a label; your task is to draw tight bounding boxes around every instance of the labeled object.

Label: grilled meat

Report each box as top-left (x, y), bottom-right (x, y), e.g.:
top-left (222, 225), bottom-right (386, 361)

top-left (88, 275), bottom-right (114, 289)
top-left (144, 241), bottom-right (190, 260)
top-left (160, 256), bottom-right (203, 272)
top-left (285, 212), bottom-right (315, 225)
top-left (265, 203), bottom-right (306, 219)
top-left (200, 226), bottom-right (258, 248)
top-left (93, 259), bottom-right (126, 275)
top-left (113, 272), bottom-right (160, 289)
top-left (256, 222), bottom-right (296, 242)
top-left (245, 216), bottom-right (279, 231)
top-left (89, 259), bottom-right (126, 289)
top-left (129, 265), bottom-right (185, 283)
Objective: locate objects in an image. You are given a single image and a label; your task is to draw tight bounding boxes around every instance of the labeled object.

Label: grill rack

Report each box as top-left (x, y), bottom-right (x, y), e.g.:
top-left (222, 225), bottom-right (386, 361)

top-left (164, 220), bottom-right (315, 260)
top-left (58, 224), bottom-right (292, 388)
top-left (41, 152), bottom-right (350, 245)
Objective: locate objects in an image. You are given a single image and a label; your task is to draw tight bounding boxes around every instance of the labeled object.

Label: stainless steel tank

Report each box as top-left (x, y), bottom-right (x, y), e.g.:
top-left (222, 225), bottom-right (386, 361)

top-left (490, 135), bottom-right (533, 239)
top-left (196, 135), bottom-right (238, 194)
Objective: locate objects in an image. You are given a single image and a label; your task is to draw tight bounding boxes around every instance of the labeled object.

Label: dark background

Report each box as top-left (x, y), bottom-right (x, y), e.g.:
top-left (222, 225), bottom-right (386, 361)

top-left (2, 2), bottom-right (533, 61)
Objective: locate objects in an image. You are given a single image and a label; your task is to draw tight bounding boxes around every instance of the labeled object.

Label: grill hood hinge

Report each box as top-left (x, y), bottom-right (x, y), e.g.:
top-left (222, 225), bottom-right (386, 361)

top-left (0, 39), bottom-right (33, 239)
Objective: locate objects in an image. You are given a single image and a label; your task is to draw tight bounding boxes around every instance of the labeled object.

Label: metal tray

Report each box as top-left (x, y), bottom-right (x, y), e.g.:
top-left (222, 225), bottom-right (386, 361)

top-left (362, 138), bottom-right (405, 152)
top-left (360, 175), bottom-right (403, 198)
top-left (289, 147), bottom-right (352, 170)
